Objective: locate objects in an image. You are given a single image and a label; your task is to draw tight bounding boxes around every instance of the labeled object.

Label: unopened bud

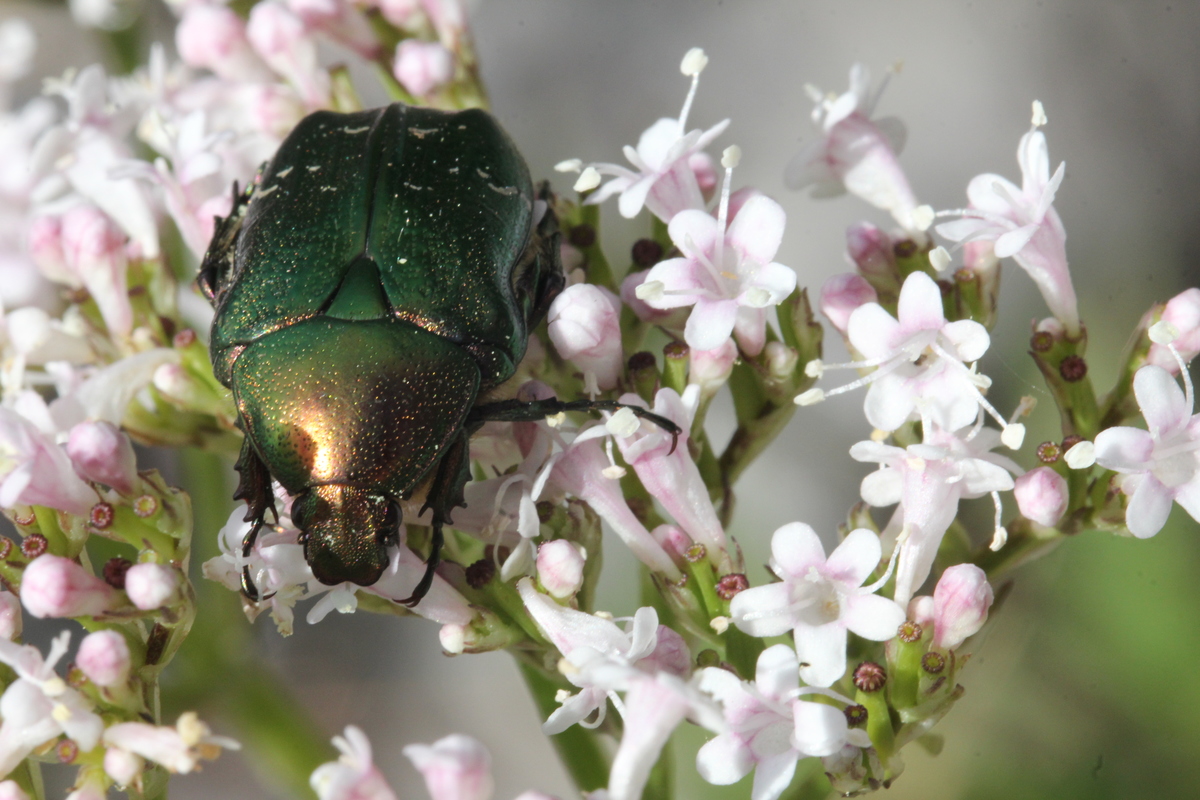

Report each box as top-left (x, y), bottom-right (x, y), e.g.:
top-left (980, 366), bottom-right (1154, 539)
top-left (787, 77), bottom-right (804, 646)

top-left (67, 420), bottom-right (138, 495)
top-left (853, 661), bottom-right (886, 692)
top-left (1014, 466), bottom-right (1069, 527)
top-left (393, 39), bottom-right (454, 97)
top-left (124, 563), bottom-right (182, 610)
top-left (764, 341), bottom-right (798, 380)
top-left (404, 735), bottom-right (494, 800)
top-left (20, 555), bottom-right (116, 618)
top-left (932, 563), bottom-right (993, 650)
top-left (820, 273), bottom-right (877, 334)
top-left (77, 629), bottom-right (131, 687)
top-left (0, 591), bottom-right (21, 640)
top-left (103, 747), bottom-right (144, 788)
top-left (536, 540), bottom-right (585, 600)
top-left (547, 284), bottom-right (623, 392)
top-left (689, 339), bottom-right (737, 398)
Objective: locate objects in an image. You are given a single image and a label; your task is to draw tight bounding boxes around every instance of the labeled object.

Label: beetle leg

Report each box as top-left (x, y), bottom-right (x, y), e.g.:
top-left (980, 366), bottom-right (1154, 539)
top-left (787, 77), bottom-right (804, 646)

top-left (233, 437), bottom-right (279, 602)
top-left (470, 398), bottom-right (683, 454)
top-left (402, 430), bottom-right (471, 607)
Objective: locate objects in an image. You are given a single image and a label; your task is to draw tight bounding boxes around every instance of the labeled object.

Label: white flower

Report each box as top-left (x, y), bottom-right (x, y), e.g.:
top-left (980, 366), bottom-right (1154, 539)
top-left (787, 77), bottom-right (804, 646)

top-left (311, 726), bottom-right (398, 800)
top-left (103, 712), bottom-right (238, 775)
top-left (0, 632), bottom-right (103, 778)
top-left (565, 49), bottom-right (729, 222)
top-left (936, 105), bottom-right (1078, 335)
top-left (1094, 364), bottom-right (1200, 537)
top-left (730, 523), bottom-right (904, 687)
top-left (852, 424), bottom-right (1020, 605)
top-left (784, 64), bottom-right (924, 233)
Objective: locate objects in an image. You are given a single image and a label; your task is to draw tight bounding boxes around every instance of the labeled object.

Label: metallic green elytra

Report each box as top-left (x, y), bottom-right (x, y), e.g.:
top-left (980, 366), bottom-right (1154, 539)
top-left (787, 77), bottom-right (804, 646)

top-left (200, 102), bottom-right (678, 605)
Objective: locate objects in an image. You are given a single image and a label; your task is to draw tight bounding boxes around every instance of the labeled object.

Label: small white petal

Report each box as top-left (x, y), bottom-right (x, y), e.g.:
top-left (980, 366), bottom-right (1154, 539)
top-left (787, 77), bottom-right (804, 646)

top-left (1031, 100), bottom-right (1048, 128)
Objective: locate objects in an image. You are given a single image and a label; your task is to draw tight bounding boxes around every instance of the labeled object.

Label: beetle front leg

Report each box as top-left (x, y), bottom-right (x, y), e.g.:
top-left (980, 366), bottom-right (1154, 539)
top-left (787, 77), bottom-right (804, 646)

top-left (233, 437), bottom-right (279, 601)
top-left (470, 398), bottom-right (683, 454)
top-left (403, 430), bottom-right (471, 607)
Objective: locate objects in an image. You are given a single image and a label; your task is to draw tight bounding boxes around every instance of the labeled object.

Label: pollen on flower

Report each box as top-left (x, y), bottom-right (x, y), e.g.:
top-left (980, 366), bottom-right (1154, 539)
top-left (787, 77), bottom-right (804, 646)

top-left (606, 407), bottom-right (640, 437)
top-left (911, 205), bottom-right (935, 231)
top-left (133, 495), bottom-right (158, 518)
top-left (929, 246), bottom-right (952, 272)
top-left (1031, 99), bottom-right (1048, 127)
top-left (680, 47), bottom-right (708, 77)
top-left (709, 615), bottom-right (730, 633)
top-left (1001, 423), bottom-right (1026, 450)
top-left (794, 387), bottom-right (825, 406)
top-left (720, 145), bottom-right (741, 169)
top-left (1064, 440), bottom-right (1096, 469)
top-left (1149, 320), bottom-right (1180, 345)
top-left (988, 525), bottom-right (1008, 551)
top-left (1036, 441), bottom-right (1062, 463)
top-left (634, 279), bottom-right (665, 302)
top-left (554, 158), bottom-right (583, 173)
top-left (921, 651), bottom-right (947, 674)
top-left (573, 167), bottom-right (601, 193)
top-left (90, 503), bottom-right (115, 529)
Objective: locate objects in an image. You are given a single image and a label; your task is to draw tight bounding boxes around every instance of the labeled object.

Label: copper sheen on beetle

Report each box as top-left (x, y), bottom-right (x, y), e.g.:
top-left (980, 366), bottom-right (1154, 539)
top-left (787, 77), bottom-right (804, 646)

top-left (199, 103), bottom-right (678, 605)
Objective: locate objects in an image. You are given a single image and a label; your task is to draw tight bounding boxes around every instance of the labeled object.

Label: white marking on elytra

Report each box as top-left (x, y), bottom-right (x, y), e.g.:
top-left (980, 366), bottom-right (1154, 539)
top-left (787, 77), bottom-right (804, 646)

top-left (258, 185), bottom-right (279, 198)
top-left (408, 127), bottom-right (438, 139)
top-left (488, 183), bottom-right (517, 196)
top-left (276, 166), bottom-right (294, 178)
top-left (476, 168), bottom-right (490, 179)
top-left (404, 182), bottom-right (425, 191)
top-left (448, 166), bottom-right (460, 174)
top-left (319, 186), bottom-right (336, 192)
top-left (399, 258), bottom-right (408, 264)
top-left (342, 126), bottom-right (370, 134)
top-left (306, 165), bottom-right (321, 172)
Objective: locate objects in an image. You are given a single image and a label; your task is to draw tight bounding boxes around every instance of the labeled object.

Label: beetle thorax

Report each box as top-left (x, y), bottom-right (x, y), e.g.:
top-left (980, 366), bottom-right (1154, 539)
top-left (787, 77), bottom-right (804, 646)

top-left (292, 484), bottom-right (399, 587)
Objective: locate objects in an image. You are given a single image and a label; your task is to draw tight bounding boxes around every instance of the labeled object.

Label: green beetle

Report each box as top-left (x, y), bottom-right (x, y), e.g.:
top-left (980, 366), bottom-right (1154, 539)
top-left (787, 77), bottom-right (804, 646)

top-left (200, 103), bottom-right (676, 605)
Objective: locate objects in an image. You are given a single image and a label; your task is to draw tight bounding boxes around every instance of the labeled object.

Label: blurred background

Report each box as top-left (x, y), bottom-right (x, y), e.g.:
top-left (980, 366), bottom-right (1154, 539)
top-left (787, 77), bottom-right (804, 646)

top-left (2, 0), bottom-right (1199, 797)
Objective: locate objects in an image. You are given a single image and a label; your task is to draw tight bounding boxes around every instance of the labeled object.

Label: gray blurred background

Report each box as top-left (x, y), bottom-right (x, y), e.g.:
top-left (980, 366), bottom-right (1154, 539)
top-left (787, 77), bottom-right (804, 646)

top-left (4, 1), bottom-right (1200, 798)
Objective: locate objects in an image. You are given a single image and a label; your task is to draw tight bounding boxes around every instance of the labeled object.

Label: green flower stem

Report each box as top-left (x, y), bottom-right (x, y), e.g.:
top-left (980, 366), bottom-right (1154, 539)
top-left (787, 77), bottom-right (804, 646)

top-left (111, 507), bottom-right (177, 557)
top-left (30, 506), bottom-right (70, 556)
top-left (685, 557), bottom-right (721, 619)
top-left (577, 204), bottom-right (616, 292)
top-left (9, 759), bottom-right (43, 800)
top-left (517, 658), bottom-right (611, 793)
top-left (170, 449), bottom-right (330, 800)
top-left (856, 685), bottom-right (895, 772)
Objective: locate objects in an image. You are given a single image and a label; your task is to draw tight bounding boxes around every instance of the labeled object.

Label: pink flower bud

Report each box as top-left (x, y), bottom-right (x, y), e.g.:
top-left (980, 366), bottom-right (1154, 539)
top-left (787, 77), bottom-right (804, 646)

top-left (176, 4), bottom-right (274, 83)
top-left (932, 564), bottom-right (993, 650)
top-left (77, 629), bottom-right (131, 687)
top-left (820, 273), bottom-right (877, 334)
top-left (20, 554), bottom-right (116, 618)
top-left (403, 734), bottom-right (493, 800)
top-left (124, 563), bottom-right (182, 610)
top-left (689, 339), bottom-right (737, 398)
top-left (1014, 466), bottom-right (1069, 527)
top-left (27, 216), bottom-right (72, 285)
top-left (239, 83), bottom-right (307, 140)
top-left (288, 0), bottom-right (380, 59)
top-left (547, 284), bottom-right (623, 393)
top-left (104, 747), bottom-right (144, 788)
top-left (60, 205), bottom-right (132, 337)
top-left (247, 1), bottom-right (330, 107)
top-left (0, 781), bottom-right (30, 800)
top-left (535, 540), bottom-right (584, 599)
top-left (67, 420), bottom-right (138, 495)
top-left (1147, 287), bottom-right (1200, 372)
top-left (0, 591), bottom-right (21, 640)
top-left (764, 341), bottom-right (798, 380)
top-left (845, 222), bottom-right (895, 280)
top-left (373, 0), bottom-right (420, 28)
top-left (651, 524), bottom-right (693, 564)
top-left (392, 39), bottom-right (454, 97)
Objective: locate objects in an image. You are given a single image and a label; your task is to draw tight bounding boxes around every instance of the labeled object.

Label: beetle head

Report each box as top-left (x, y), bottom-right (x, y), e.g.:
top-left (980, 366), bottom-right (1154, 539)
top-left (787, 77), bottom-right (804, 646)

top-left (292, 485), bottom-right (399, 587)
